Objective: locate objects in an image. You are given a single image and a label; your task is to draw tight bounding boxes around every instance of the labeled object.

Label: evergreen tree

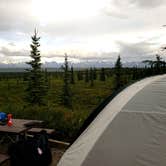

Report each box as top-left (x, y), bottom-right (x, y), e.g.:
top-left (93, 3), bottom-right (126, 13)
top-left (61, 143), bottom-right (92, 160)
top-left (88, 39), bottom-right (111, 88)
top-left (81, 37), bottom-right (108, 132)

top-left (62, 54), bottom-right (72, 107)
top-left (114, 55), bottom-right (122, 89)
top-left (44, 68), bottom-right (50, 90)
top-left (90, 67), bottom-right (94, 87)
top-left (132, 66), bottom-right (137, 80)
top-left (142, 54), bottom-right (165, 75)
top-left (25, 29), bottom-right (47, 105)
top-left (100, 68), bottom-right (106, 81)
top-left (85, 69), bottom-right (89, 83)
top-left (70, 66), bottom-right (75, 84)
top-left (155, 54), bottom-right (162, 74)
top-left (93, 67), bottom-right (97, 80)
top-left (77, 71), bottom-right (83, 81)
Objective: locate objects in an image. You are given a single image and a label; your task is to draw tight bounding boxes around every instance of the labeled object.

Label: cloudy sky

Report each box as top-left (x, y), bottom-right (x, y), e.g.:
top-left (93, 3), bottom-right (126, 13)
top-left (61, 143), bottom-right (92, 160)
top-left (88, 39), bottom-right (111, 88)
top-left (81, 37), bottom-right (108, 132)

top-left (0, 0), bottom-right (166, 65)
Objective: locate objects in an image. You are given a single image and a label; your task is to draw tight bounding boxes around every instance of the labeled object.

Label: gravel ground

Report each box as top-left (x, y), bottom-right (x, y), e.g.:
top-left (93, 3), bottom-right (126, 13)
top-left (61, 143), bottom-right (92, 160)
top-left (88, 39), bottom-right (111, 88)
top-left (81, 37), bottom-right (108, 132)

top-left (51, 148), bottom-right (66, 166)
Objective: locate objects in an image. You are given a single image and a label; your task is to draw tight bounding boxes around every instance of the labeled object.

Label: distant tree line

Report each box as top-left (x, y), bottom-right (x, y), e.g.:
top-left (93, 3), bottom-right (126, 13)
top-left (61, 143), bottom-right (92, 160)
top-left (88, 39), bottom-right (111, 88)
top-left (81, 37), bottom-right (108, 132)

top-left (1, 30), bottom-right (166, 109)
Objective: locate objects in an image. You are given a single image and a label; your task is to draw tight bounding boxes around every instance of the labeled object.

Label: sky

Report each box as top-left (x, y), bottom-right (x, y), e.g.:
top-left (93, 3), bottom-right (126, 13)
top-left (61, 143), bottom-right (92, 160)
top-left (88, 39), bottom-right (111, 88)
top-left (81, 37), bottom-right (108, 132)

top-left (0, 0), bottom-right (166, 66)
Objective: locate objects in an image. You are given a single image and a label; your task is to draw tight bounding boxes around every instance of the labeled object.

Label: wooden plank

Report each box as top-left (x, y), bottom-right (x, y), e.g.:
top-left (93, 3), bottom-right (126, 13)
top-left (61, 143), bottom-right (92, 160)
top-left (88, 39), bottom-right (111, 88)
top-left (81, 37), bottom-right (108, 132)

top-left (27, 128), bottom-right (55, 135)
top-left (27, 134), bottom-right (70, 149)
top-left (48, 139), bottom-right (70, 149)
top-left (49, 139), bottom-right (70, 146)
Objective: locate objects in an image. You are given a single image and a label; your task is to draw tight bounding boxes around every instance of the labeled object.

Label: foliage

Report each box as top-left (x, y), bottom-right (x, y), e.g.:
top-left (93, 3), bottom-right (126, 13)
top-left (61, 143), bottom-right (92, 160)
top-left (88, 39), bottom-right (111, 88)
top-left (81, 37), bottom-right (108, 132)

top-left (70, 66), bottom-right (75, 84)
top-left (61, 54), bottom-right (72, 108)
top-left (142, 54), bottom-right (166, 74)
top-left (93, 67), bottom-right (97, 80)
top-left (77, 70), bottom-right (83, 81)
top-left (85, 69), bottom-right (89, 83)
top-left (25, 30), bottom-right (47, 105)
top-left (0, 72), bottom-right (114, 141)
top-left (100, 68), bottom-right (106, 81)
top-left (1, 60), bottom-right (166, 141)
top-left (114, 55), bottom-right (122, 89)
top-left (89, 67), bottom-right (94, 87)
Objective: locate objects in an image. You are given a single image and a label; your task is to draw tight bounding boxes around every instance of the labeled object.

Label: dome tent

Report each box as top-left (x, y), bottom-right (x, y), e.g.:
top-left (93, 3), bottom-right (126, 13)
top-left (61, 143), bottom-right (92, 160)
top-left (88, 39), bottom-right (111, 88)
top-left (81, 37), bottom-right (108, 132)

top-left (58, 75), bottom-right (166, 166)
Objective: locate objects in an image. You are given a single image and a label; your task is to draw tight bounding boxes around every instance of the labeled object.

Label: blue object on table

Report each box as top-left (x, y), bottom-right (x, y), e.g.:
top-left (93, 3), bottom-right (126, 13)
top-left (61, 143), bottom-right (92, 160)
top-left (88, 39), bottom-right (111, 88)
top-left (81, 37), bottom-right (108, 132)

top-left (0, 112), bottom-right (7, 121)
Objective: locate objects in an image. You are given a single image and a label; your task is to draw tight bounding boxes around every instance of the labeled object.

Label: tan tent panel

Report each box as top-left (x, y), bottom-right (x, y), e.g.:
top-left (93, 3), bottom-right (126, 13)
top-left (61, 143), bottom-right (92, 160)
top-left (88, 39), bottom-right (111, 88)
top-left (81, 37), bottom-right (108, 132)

top-left (58, 75), bottom-right (166, 166)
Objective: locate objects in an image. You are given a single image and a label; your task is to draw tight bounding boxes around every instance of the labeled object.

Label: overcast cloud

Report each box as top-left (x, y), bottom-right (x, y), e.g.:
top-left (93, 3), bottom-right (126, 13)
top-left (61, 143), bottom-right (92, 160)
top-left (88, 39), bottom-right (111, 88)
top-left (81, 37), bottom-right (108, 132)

top-left (0, 0), bottom-right (166, 66)
top-left (111, 0), bottom-right (166, 8)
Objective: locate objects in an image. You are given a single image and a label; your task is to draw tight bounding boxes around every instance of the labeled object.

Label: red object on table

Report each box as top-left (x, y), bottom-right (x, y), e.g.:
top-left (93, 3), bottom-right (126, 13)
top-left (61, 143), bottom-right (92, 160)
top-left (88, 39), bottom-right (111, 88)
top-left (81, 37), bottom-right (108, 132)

top-left (7, 114), bottom-right (13, 126)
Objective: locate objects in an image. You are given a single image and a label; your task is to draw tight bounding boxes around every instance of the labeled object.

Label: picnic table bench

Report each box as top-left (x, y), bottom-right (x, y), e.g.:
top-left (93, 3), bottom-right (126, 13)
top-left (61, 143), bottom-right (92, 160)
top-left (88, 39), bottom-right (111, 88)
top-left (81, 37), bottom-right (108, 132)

top-left (26, 128), bottom-right (70, 149)
top-left (27, 128), bottom-right (55, 135)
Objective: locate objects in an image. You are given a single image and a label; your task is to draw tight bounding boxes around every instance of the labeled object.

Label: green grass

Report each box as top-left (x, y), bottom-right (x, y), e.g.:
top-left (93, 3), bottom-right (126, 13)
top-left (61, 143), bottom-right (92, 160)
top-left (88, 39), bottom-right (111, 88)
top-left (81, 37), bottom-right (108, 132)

top-left (0, 75), bottom-right (115, 141)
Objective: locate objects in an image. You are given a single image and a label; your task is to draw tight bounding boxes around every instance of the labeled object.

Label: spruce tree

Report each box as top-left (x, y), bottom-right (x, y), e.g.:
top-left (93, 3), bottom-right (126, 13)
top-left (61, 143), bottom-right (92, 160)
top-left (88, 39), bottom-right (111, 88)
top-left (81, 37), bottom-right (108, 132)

top-left (100, 68), bottom-right (106, 81)
top-left (70, 66), bottom-right (75, 84)
top-left (85, 69), bottom-right (89, 83)
top-left (155, 54), bottom-right (162, 74)
top-left (90, 67), bottom-right (94, 87)
top-left (132, 66), bottom-right (137, 80)
top-left (93, 67), bottom-right (97, 80)
top-left (114, 55), bottom-right (122, 89)
top-left (26, 29), bottom-right (47, 105)
top-left (44, 68), bottom-right (50, 90)
top-left (77, 71), bottom-right (83, 81)
top-left (62, 54), bottom-right (72, 107)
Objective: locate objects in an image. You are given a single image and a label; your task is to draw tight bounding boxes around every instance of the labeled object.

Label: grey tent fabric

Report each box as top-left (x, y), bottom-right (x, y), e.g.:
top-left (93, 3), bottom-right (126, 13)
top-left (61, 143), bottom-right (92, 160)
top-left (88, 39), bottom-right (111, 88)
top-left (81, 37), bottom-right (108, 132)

top-left (58, 75), bottom-right (166, 166)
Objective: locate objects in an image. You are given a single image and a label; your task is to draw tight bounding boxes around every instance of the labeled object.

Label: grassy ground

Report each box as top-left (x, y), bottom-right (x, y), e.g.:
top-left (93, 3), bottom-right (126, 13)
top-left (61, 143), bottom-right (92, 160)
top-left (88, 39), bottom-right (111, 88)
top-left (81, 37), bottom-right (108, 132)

top-left (0, 75), bottom-right (114, 141)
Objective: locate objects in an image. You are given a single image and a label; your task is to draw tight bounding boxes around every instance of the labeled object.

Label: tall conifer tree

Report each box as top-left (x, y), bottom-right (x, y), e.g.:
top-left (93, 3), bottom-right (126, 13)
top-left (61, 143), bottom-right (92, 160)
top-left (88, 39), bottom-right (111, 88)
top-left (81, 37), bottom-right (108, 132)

top-left (77, 71), bottom-right (83, 81)
top-left (114, 55), bottom-right (122, 89)
top-left (62, 54), bottom-right (72, 107)
top-left (26, 29), bottom-right (47, 105)
top-left (90, 67), bottom-right (94, 87)
top-left (85, 69), bottom-right (89, 83)
top-left (93, 67), bottom-right (97, 80)
top-left (70, 66), bottom-right (75, 84)
top-left (100, 68), bottom-right (106, 81)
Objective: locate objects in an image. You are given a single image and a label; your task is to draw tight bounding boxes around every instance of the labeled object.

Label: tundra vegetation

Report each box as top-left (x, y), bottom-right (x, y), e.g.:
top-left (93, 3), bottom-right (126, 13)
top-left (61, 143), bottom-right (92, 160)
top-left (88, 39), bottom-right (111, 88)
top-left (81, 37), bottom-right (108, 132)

top-left (0, 31), bottom-right (165, 142)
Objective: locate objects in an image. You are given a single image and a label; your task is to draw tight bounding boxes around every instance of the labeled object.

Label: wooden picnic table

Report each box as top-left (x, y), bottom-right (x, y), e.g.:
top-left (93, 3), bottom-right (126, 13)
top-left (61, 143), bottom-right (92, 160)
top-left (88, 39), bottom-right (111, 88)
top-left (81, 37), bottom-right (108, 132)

top-left (0, 119), bottom-right (43, 143)
top-left (0, 119), bottom-right (43, 133)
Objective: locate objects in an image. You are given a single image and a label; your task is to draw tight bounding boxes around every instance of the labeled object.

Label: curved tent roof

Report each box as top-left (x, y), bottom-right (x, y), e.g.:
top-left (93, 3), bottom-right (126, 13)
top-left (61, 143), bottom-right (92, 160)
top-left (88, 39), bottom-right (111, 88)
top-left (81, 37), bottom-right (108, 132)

top-left (58, 75), bottom-right (166, 166)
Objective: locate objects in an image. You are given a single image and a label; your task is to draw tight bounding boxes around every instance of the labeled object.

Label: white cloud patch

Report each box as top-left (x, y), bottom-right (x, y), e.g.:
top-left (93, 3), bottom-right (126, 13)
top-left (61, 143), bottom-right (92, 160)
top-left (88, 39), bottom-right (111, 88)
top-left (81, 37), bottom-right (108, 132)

top-left (0, 0), bottom-right (166, 65)
top-left (0, 46), bottom-right (28, 57)
top-left (117, 41), bottom-right (160, 61)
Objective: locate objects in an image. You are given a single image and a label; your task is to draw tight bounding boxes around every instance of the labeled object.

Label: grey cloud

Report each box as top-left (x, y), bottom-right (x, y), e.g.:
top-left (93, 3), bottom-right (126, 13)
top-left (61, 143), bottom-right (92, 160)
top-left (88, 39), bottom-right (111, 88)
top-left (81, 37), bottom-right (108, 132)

top-left (0, 46), bottom-right (28, 57)
top-left (40, 52), bottom-right (118, 62)
top-left (41, 16), bottom-right (119, 37)
top-left (117, 41), bottom-right (159, 61)
top-left (75, 52), bottom-right (118, 62)
top-left (102, 8), bottom-right (129, 19)
top-left (0, 45), bottom-right (118, 63)
top-left (112, 0), bottom-right (166, 9)
top-left (103, 0), bottom-right (166, 20)
top-left (0, 0), bottom-right (166, 65)
top-left (130, 0), bottom-right (166, 8)
top-left (0, 46), bottom-right (62, 59)
top-left (0, 43), bottom-right (161, 66)
top-left (8, 42), bottom-right (16, 47)
top-left (0, 0), bottom-right (39, 32)
top-left (0, 0), bottom-right (165, 39)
